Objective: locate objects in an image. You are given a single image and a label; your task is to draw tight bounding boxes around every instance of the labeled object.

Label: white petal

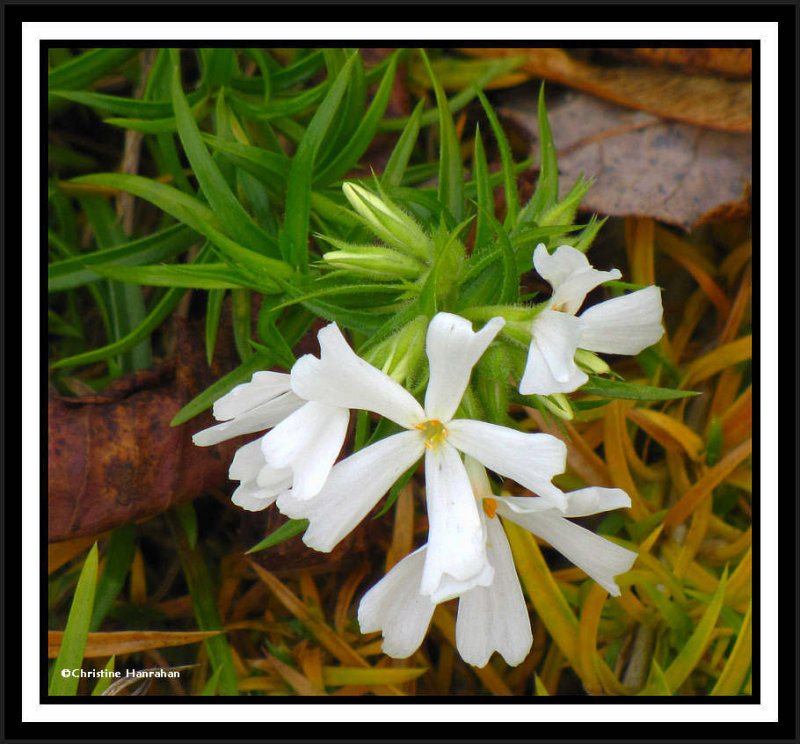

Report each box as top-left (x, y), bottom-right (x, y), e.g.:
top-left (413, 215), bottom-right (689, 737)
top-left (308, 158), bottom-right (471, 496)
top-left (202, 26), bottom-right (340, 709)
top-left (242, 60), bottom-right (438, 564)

top-left (578, 286), bottom-right (664, 355)
top-left (463, 454), bottom-right (492, 497)
top-left (290, 322), bottom-right (425, 429)
top-left (534, 244), bottom-right (621, 314)
top-left (533, 243), bottom-right (591, 288)
top-left (503, 511), bottom-right (637, 596)
top-left (562, 487), bottom-right (631, 518)
top-left (255, 464), bottom-right (294, 492)
top-left (276, 430), bottom-right (424, 553)
top-left (420, 443), bottom-right (493, 602)
top-left (455, 515), bottom-right (532, 667)
top-left (423, 313), bottom-right (505, 422)
top-left (228, 438), bottom-right (267, 481)
top-left (192, 391), bottom-right (305, 447)
top-left (230, 481), bottom-right (280, 512)
top-left (447, 419), bottom-right (568, 510)
top-left (519, 309), bottom-right (588, 395)
top-left (357, 547), bottom-right (436, 659)
top-left (260, 401), bottom-right (349, 501)
top-left (212, 371), bottom-right (292, 421)
top-left (494, 494), bottom-right (561, 516)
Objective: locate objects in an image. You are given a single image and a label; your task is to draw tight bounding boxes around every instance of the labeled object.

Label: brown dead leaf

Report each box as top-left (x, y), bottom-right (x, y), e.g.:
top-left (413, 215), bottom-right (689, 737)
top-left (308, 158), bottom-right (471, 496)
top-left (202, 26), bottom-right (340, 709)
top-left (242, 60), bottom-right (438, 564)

top-left (601, 48), bottom-right (752, 78)
top-left (500, 91), bottom-right (751, 231)
top-left (48, 629), bottom-right (221, 658)
top-left (460, 47), bottom-right (751, 132)
top-left (47, 318), bottom-right (241, 542)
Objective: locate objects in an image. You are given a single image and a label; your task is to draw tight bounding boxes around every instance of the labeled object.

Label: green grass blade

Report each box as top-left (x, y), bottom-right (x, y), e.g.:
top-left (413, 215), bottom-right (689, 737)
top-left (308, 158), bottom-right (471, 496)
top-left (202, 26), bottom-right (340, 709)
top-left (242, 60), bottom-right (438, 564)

top-left (316, 50), bottom-right (365, 173)
top-left (711, 598), bottom-right (752, 695)
top-left (381, 100), bottom-right (424, 189)
top-left (661, 568), bottom-right (729, 693)
top-left (171, 56), bottom-right (279, 258)
top-left (48, 224), bottom-right (199, 292)
top-left (70, 174), bottom-right (291, 289)
top-left (89, 526), bottom-right (136, 632)
top-left (470, 125), bottom-right (494, 256)
top-left (205, 288), bottom-right (226, 365)
top-left (50, 285), bottom-right (186, 370)
top-left (246, 519), bottom-right (309, 554)
top-left (379, 56), bottom-right (522, 132)
top-left (80, 195), bottom-right (151, 373)
top-left (49, 88), bottom-right (204, 118)
top-left (231, 288), bottom-right (253, 362)
top-left (272, 49), bottom-right (325, 90)
top-left (49, 544), bottom-right (99, 696)
top-left (90, 656), bottom-right (117, 696)
top-left (518, 83), bottom-right (559, 226)
top-left (201, 134), bottom-right (290, 183)
top-left (419, 49), bottom-right (463, 222)
top-left (580, 376), bottom-right (700, 401)
top-left (168, 512), bottom-right (238, 695)
top-left (89, 262), bottom-right (251, 290)
top-left (72, 173), bottom-right (222, 234)
top-left (313, 51), bottom-right (399, 186)
top-left (474, 86), bottom-right (519, 228)
top-left (48, 48), bottom-right (141, 91)
top-left (199, 666), bottom-right (224, 696)
top-left (280, 52), bottom-right (359, 271)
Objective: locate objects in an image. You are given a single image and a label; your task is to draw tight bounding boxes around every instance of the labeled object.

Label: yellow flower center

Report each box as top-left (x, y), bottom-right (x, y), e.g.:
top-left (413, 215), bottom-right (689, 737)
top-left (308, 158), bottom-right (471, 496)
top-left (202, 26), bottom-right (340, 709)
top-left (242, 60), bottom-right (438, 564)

top-left (414, 419), bottom-right (448, 450)
top-left (482, 497), bottom-right (498, 519)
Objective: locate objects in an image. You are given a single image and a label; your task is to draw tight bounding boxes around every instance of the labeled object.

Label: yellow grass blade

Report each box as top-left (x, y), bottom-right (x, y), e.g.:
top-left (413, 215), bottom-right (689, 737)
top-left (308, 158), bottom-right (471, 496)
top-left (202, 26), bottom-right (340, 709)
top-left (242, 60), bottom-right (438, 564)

top-left (661, 567), bottom-right (728, 692)
top-left (684, 336), bottom-right (752, 386)
top-left (247, 560), bottom-right (368, 670)
top-left (664, 439), bottom-right (752, 526)
top-left (322, 666), bottom-right (428, 687)
top-left (711, 599), bottom-right (752, 695)
top-left (604, 401), bottom-right (649, 520)
top-left (626, 408), bottom-right (705, 462)
top-left (577, 584), bottom-right (607, 694)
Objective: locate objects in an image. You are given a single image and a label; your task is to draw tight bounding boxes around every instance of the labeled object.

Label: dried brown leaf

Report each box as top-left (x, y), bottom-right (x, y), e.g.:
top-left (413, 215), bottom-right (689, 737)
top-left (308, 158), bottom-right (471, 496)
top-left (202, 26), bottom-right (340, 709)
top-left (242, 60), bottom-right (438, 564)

top-left (602, 48), bottom-right (752, 78)
top-left (461, 47), bottom-right (751, 131)
top-left (501, 91), bottom-right (751, 231)
top-left (48, 629), bottom-right (221, 658)
top-left (47, 318), bottom-right (240, 542)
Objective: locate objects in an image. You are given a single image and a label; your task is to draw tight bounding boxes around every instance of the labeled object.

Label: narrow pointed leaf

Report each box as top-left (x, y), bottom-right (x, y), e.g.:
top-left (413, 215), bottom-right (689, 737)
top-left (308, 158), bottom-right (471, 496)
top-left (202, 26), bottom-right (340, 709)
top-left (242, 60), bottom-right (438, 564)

top-left (171, 60), bottom-right (279, 258)
top-left (49, 544), bottom-right (99, 695)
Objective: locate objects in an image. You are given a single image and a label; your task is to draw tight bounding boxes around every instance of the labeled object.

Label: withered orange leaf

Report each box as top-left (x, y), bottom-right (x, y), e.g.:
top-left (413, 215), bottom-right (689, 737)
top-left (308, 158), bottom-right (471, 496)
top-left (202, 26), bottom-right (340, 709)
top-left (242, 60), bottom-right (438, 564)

top-left (460, 48), bottom-right (751, 132)
top-left (48, 629), bottom-right (222, 658)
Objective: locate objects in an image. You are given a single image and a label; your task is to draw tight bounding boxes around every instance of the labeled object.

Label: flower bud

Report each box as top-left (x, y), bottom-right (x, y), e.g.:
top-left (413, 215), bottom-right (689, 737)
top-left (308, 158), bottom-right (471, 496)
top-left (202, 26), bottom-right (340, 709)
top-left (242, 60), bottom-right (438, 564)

top-left (342, 182), bottom-right (432, 261)
top-left (537, 392), bottom-right (574, 420)
top-left (574, 348), bottom-right (611, 375)
top-left (363, 316), bottom-right (428, 385)
top-left (322, 245), bottom-right (424, 281)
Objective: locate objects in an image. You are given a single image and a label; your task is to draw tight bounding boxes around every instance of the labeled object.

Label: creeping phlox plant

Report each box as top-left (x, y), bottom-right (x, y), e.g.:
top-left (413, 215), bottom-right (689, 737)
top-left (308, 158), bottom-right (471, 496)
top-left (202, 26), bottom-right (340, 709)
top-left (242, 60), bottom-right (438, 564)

top-left (194, 179), bottom-right (664, 665)
top-left (50, 48), bottom-right (700, 683)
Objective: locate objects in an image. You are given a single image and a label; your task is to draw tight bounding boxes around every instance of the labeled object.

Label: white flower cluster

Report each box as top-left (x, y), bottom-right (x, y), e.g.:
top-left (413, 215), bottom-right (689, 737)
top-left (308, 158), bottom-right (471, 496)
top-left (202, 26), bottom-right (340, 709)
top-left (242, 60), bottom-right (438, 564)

top-left (193, 244), bottom-right (663, 667)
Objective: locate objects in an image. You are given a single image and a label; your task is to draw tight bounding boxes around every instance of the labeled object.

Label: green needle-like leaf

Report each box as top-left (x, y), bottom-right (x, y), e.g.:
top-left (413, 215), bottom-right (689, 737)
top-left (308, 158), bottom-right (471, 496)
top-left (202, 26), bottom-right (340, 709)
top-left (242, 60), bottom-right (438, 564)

top-left (49, 544), bottom-right (99, 696)
top-left (419, 49), bottom-right (463, 223)
top-left (171, 57), bottom-right (279, 258)
top-left (280, 52), bottom-right (359, 271)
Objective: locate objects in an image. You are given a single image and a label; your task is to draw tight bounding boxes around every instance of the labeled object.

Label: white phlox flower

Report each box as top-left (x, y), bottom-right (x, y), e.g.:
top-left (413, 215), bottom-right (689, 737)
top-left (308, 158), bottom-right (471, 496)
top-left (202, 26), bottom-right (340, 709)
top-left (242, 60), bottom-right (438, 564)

top-left (520, 243), bottom-right (664, 396)
top-left (192, 371), bottom-right (349, 512)
top-left (357, 457), bottom-right (638, 668)
top-left (278, 312), bottom-right (569, 604)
